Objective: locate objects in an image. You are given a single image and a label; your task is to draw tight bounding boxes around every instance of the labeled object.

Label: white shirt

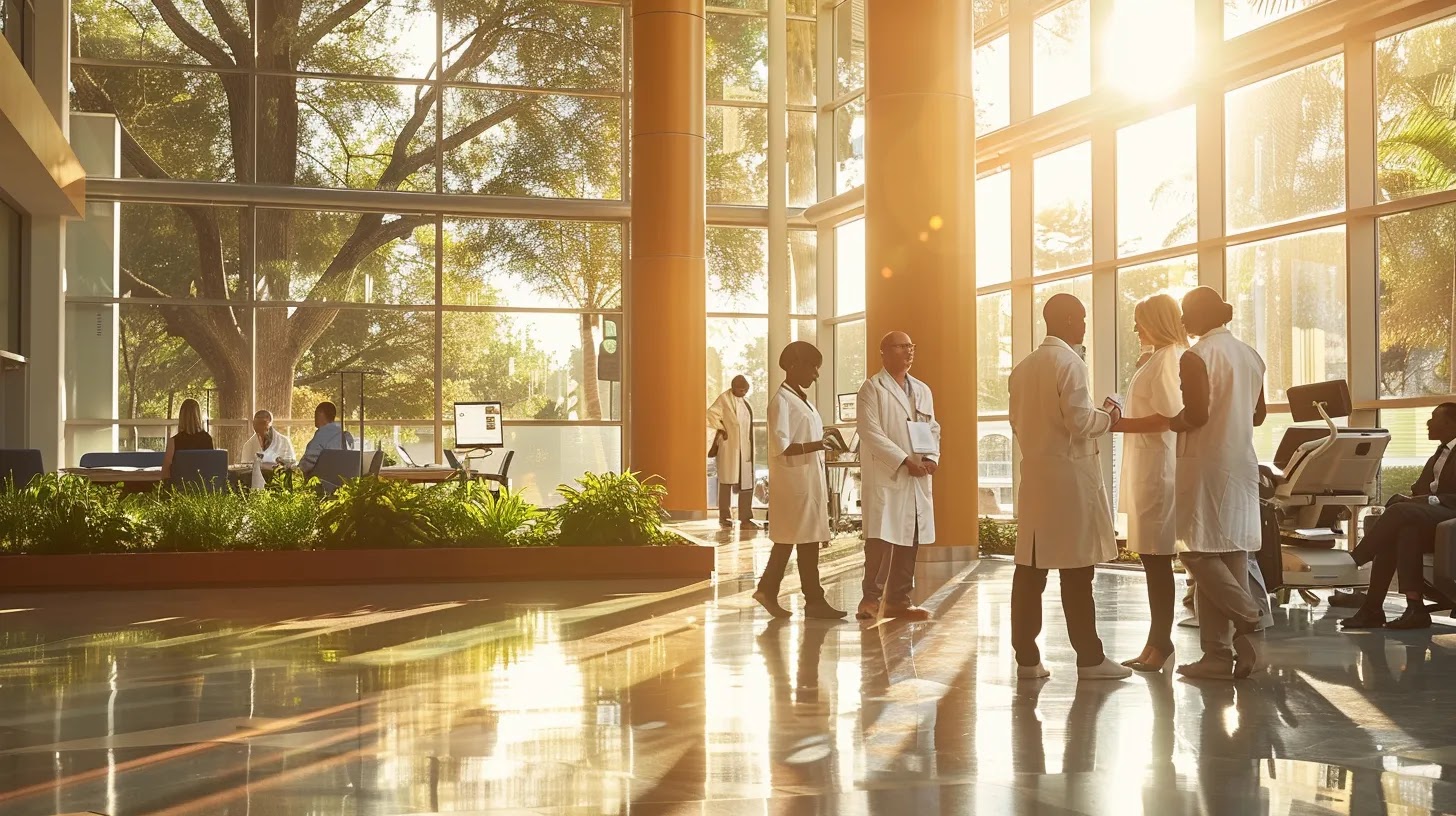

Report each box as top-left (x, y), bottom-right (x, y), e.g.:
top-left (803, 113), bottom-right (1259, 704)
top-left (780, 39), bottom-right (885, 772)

top-left (1432, 439), bottom-right (1455, 494)
top-left (241, 430), bottom-right (297, 465)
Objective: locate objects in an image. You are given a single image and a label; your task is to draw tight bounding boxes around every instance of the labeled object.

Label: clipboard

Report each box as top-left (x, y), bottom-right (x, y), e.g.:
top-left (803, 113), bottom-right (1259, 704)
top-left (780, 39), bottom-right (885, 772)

top-left (907, 420), bottom-right (936, 455)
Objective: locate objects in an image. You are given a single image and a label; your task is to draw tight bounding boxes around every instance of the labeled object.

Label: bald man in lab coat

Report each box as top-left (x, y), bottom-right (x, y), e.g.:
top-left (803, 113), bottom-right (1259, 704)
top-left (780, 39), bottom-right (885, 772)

top-left (1008, 294), bottom-right (1131, 682)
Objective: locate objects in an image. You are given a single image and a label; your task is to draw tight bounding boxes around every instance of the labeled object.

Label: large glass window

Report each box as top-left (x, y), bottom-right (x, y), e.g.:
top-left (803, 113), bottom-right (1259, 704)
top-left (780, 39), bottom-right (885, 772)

top-left (1378, 202), bottom-right (1456, 399)
top-left (1225, 56), bottom-right (1346, 233)
top-left (1106, 0), bottom-right (1193, 101)
top-left (834, 95), bottom-right (866, 193)
top-left (974, 34), bottom-right (1010, 135)
top-left (977, 293), bottom-right (1012, 413)
top-left (1033, 0), bottom-right (1091, 115)
top-left (1034, 142), bottom-right (1092, 273)
top-left (1116, 107), bottom-right (1197, 257)
top-left (976, 170), bottom-right (1012, 286)
top-left (1032, 276), bottom-right (1095, 371)
top-left (835, 319), bottom-right (867, 397)
top-left (835, 218), bottom-right (866, 315)
top-left (1227, 227), bottom-right (1347, 403)
top-left (1377, 14), bottom-right (1456, 202)
top-left (833, 0), bottom-right (864, 97)
top-left (1224, 0), bottom-right (1327, 40)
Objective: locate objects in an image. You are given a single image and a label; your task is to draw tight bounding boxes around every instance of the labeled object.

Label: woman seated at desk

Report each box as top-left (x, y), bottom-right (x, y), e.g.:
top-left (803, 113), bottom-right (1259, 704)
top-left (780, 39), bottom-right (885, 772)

top-left (240, 409), bottom-right (295, 465)
top-left (161, 398), bottom-right (214, 478)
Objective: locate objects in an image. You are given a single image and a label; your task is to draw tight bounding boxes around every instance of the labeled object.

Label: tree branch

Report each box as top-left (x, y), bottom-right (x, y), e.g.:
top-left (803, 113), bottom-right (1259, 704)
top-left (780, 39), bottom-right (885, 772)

top-left (298, 0), bottom-right (373, 57)
top-left (200, 0), bottom-right (251, 65)
top-left (150, 0), bottom-right (236, 68)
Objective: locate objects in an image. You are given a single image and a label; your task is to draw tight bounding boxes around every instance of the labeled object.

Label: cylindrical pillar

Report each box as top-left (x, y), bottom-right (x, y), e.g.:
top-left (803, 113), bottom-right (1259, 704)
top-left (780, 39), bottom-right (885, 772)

top-left (629, 0), bottom-right (707, 515)
top-left (864, 0), bottom-right (978, 545)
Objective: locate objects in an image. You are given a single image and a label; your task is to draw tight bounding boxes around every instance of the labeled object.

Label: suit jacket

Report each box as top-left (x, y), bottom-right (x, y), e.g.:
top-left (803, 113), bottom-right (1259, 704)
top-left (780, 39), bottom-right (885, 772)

top-left (1411, 440), bottom-right (1456, 509)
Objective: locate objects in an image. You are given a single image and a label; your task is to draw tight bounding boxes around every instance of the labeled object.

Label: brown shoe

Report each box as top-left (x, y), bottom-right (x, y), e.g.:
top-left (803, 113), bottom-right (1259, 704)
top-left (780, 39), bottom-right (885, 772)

top-left (884, 606), bottom-right (931, 621)
top-left (855, 600), bottom-right (879, 621)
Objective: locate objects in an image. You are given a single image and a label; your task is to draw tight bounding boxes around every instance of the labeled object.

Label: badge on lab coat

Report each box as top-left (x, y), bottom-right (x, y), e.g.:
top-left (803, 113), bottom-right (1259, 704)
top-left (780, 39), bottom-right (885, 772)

top-left (907, 420), bottom-right (937, 454)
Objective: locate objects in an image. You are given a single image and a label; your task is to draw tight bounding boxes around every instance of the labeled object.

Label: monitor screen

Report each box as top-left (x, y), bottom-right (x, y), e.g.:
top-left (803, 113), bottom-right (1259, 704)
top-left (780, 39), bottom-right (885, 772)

top-left (454, 401), bottom-right (504, 448)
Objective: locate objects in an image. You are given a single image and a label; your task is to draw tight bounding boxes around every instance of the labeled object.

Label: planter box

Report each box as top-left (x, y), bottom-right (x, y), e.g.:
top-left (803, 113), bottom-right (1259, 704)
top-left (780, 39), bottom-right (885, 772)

top-left (0, 544), bottom-right (717, 592)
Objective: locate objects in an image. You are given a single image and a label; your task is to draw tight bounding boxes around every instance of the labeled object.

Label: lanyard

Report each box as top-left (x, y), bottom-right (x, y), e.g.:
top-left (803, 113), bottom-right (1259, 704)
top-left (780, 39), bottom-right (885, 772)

top-left (877, 374), bottom-right (919, 419)
top-left (783, 383), bottom-right (812, 408)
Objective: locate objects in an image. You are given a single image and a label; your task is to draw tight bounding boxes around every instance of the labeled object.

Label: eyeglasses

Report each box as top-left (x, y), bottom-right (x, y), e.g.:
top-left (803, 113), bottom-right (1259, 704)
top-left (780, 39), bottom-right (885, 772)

top-left (885, 343), bottom-right (916, 351)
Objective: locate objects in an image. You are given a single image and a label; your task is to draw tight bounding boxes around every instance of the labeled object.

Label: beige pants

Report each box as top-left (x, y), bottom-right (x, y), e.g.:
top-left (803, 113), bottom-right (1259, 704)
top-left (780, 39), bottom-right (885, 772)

top-left (1178, 551), bottom-right (1262, 664)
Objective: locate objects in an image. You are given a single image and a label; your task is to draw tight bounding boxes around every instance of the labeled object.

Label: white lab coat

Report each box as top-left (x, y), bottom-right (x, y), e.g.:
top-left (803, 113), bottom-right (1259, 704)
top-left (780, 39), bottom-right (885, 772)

top-left (1118, 344), bottom-right (1183, 555)
top-left (240, 430), bottom-right (297, 465)
top-left (1175, 327), bottom-right (1266, 554)
top-left (768, 383), bottom-right (830, 545)
top-left (857, 369), bottom-right (939, 546)
top-left (1009, 336), bottom-right (1117, 569)
top-left (707, 390), bottom-right (754, 489)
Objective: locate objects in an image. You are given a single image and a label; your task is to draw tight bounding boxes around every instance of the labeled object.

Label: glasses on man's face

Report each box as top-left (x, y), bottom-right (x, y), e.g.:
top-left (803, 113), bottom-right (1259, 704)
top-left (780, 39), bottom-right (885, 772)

top-left (887, 343), bottom-right (916, 352)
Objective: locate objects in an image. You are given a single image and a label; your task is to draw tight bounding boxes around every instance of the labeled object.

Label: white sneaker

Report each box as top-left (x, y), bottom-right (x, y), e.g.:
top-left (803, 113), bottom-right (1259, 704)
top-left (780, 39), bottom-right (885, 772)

top-left (1077, 658), bottom-right (1133, 681)
top-left (1016, 662), bottom-right (1050, 679)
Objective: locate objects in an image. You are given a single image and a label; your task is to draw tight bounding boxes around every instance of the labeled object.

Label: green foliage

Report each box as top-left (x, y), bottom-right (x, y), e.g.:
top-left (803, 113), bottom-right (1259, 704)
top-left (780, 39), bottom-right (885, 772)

top-left (240, 480), bottom-right (323, 551)
top-left (1378, 465), bottom-right (1424, 503)
top-left (978, 516), bottom-right (1017, 557)
top-left (140, 485), bottom-right (247, 553)
top-left (553, 472), bottom-right (679, 547)
top-left (0, 475), bottom-right (147, 555)
top-left (420, 481), bottom-right (540, 548)
top-left (318, 477), bottom-right (438, 550)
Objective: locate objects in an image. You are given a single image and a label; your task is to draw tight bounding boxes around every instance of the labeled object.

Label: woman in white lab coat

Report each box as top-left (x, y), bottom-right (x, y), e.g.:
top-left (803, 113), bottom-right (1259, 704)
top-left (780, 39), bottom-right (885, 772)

top-left (753, 341), bottom-right (845, 619)
top-left (1111, 294), bottom-right (1186, 672)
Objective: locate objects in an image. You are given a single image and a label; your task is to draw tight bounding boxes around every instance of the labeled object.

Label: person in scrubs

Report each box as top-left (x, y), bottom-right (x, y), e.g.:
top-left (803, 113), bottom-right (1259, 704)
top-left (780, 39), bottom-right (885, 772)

top-left (1169, 286), bottom-right (1267, 680)
top-left (708, 375), bottom-right (758, 530)
top-left (753, 341), bottom-right (845, 620)
top-left (1109, 294), bottom-right (1186, 672)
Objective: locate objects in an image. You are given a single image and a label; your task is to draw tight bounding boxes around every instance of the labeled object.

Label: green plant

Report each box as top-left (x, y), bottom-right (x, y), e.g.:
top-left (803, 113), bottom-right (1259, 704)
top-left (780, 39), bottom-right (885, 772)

top-left (241, 479), bottom-right (324, 551)
top-left (978, 516), bottom-right (1017, 557)
top-left (318, 477), bottom-right (437, 549)
top-left (422, 481), bottom-right (540, 548)
top-left (140, 485), bottom-right (248, 552)
top-left (6, 475), bottom-right (148, 555)
top-left (553, 471), bottom-right (678, 547)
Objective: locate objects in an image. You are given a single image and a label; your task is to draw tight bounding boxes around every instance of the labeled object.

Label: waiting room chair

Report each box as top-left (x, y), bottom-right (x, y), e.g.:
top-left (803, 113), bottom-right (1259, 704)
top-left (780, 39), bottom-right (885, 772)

top-left (0, 449), bottom-right (45, 489)
top-left (367, 449), bottom-right (383, 476)
top-left (79, 451), bottom-right (166, 469)
top-left (168, 449), bottom-right (229, 492)
top-left (479, 449), bottom-right (514, 493)
top-left (311, 448), bottom-right (367, 495)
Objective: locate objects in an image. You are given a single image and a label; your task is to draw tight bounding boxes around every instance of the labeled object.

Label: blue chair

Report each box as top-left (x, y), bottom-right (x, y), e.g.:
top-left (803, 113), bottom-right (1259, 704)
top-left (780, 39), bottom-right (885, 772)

top-left (169, 449), bottom-right (229, 492)
top-left (79, 451), bottom-right (166, 469)
top-left (0, 449), bottom-right (44, 489)
top-left (312, 448), bottom-right (363, 494)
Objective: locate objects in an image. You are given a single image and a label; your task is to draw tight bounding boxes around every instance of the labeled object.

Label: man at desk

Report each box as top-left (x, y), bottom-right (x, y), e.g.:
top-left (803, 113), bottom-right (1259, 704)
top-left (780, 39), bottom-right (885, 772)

top-left (240, 410), bottom-right (296, 465)
top-left (300, 401), bottom-right (355, 475)
top-left (1342, 403), bottom-right (1456, 631)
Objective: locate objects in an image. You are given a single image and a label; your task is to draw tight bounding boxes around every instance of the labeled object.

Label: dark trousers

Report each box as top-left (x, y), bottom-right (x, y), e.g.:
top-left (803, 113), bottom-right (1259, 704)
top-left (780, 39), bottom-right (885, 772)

top-left (1352, 501), bottom-right (1454, 601)
top-left (861, 537), bottom-right (918, 609)
top-left (757, 543), bottom-right (826, 603)
top-left (718, 481), bottom-right (754, 523)
top-left (1011, 564), bottom-right (1105, 668)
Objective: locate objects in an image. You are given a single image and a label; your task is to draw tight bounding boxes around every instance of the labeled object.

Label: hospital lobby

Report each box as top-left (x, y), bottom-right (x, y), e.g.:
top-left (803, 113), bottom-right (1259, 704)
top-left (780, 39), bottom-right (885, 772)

top-left (4, 0), bottom-right (1456, 813)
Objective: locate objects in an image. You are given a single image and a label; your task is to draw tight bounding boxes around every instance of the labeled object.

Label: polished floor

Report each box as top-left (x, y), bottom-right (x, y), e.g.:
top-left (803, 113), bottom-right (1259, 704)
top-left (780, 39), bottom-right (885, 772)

top-left (0, 534), bottom-right (1454, 815)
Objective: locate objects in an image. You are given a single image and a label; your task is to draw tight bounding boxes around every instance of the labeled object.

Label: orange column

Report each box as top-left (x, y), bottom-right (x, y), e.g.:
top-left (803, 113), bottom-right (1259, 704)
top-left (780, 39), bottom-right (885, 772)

top-left (864, 0), bottom-right (978, 546)
top-left (629, 0), bottom-right (707, 515)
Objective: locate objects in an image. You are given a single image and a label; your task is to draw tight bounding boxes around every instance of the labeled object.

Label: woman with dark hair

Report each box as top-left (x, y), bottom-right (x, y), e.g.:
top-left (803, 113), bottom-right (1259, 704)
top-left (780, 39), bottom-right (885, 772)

top-left (1169, 286), bottom-right (1267, 680)
top-left (752, 341), bottom-right (845, 619)
top-left (161, 398), bottom-right (214, 479)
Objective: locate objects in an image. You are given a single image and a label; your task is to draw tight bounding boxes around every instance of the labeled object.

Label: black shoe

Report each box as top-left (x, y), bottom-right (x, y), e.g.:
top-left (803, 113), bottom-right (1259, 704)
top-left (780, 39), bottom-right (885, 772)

top-left (1385, 605), bottom-right (1432, 630)
top-left (1340, 608), bottom-right (1386, 630)
top-left (1329, 590), bottom-right (1367, 608)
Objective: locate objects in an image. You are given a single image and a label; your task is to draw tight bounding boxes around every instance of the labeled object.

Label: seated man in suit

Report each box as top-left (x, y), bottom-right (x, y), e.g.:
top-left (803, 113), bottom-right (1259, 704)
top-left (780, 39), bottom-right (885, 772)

top-left (1342, 402), bottom-right (1456, 631)
top-left (299, 401), bottom-right (356, 475)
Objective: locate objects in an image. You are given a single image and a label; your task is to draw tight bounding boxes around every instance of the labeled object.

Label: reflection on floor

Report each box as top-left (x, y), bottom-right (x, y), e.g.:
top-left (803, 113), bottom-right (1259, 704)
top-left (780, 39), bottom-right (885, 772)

top-left (0, 541), bottom-right (1454, 815)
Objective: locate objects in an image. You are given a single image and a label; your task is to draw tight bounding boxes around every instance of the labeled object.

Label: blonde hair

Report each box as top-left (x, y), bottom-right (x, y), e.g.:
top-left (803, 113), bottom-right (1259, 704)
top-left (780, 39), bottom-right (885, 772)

top-left (1134, 293), bottom-right (1188, 350)
top-left (177, 398), bottom-right (205, 435)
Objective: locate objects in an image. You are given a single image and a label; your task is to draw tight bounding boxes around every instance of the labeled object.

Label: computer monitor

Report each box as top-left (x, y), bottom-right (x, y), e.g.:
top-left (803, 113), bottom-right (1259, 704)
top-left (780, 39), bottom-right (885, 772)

top-left (454, 401), bottom-right (504, 448)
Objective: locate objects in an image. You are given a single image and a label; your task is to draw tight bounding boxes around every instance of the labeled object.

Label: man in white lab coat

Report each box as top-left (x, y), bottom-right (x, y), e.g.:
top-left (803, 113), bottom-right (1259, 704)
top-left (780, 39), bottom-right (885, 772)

top-left (1007, 294), bottom-right (1131, 681)
top-left (855, 331), bottom-right (939, 621)
top-left (708, 375), bottom-right (758, 530)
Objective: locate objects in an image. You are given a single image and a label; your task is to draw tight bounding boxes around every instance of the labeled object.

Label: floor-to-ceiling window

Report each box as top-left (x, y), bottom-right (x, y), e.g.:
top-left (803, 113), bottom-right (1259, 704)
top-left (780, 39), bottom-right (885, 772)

top-left (64, 0), bottom-right (627, 504)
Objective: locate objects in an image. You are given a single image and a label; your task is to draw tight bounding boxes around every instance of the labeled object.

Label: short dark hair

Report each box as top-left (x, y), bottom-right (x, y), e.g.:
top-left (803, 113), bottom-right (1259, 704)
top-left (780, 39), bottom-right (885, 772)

top-left (316, 401), bottom-right (338, 423)
top-left (1437, 402), bottom-right (1456, 420)
top-left (778, 340), bottom-right (823, 371)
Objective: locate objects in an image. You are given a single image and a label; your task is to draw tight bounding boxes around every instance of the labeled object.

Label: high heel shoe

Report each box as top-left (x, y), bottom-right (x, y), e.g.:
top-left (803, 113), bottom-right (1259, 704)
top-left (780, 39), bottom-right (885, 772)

top-left (1126, 648), bottom-right (1176, 673)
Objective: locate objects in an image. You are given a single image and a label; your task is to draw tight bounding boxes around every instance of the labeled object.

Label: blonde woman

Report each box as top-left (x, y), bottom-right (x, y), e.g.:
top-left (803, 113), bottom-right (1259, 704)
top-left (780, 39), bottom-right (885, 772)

top-left (1113, 294), bottom-right (1186, 672)
top-left (161, 398), bottom-right (215, 478)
